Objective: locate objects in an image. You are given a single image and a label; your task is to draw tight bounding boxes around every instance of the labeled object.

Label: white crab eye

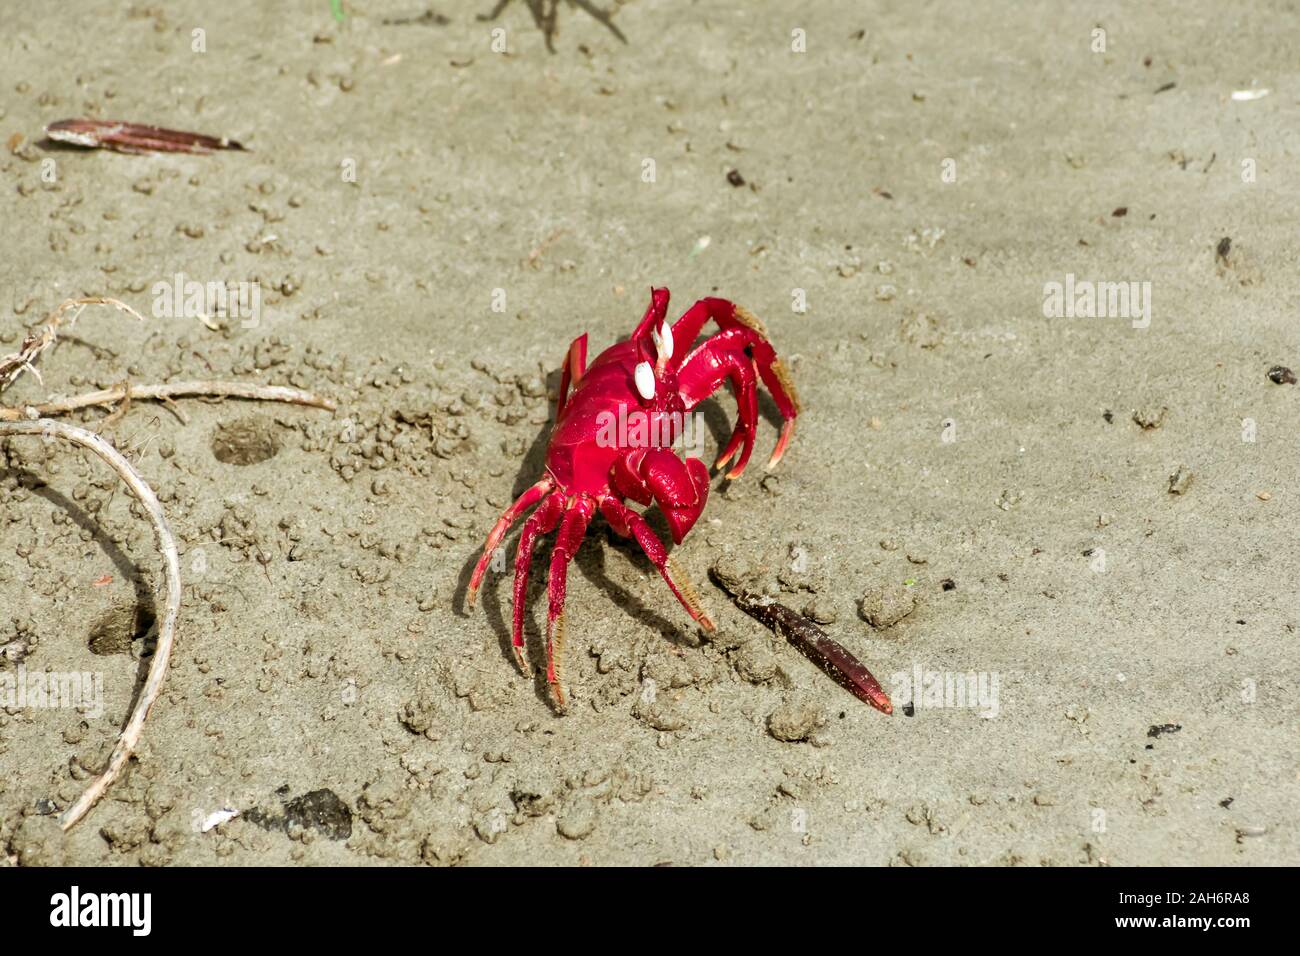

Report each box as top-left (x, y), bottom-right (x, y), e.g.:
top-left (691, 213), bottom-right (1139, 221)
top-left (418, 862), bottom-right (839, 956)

top-left (655, 325), bottom-right (676, 361)
top-left (651, 322), bottom-right (674, 361)
top-left (634, 361), bottom-right (656, 400)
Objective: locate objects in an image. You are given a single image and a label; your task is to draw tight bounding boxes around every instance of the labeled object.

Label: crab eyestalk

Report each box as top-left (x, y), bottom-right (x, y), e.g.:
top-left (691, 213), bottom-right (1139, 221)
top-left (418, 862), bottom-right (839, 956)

top-left (651, 321), bottom-right (674, 374)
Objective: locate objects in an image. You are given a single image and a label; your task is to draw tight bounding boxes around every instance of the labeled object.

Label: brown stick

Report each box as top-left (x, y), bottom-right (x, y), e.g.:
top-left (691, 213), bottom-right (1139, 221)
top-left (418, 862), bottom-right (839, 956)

top-left (0, 419), bottom-right (182, 830)
top-left (45, 119), bottom-right (247, 155)
top-left (710, 567), bottom-right (893, 715)
top-left (738, 595), bottom-right (893, 715)
top-left (0, 381), bottom-right (336, 421)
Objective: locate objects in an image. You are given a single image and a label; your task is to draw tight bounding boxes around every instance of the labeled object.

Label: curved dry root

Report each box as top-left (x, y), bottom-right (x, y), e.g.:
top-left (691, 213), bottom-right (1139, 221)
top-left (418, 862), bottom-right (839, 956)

top-left (0, 419), bottom-right (181, 831)
top-left (0, 297), bottom-right (335, 830)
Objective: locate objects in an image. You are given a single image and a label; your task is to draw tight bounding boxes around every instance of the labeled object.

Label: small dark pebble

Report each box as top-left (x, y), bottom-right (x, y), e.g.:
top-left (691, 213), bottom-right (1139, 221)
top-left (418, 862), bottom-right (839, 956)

top-left (726, 169), bottom-right (745, 187)
top-left (1102, 409), bottom-right (1114, 423)
top-left (1112, 206), bottom-right (1128, 217)
top-left (1147, 723), bottom-right (1182, 738)
top-left (902, 702), bottom-right (915, 717)
top-left (1216, 236), bottom-right (1232, 260)
top-left (1154, 81), bottom-right (1176, 93)
top-left (1267, 365), bottom-right (1296, 385)
top-left (1219, 797), bottom-right (1234, 809)
top-left (940, 578), bottom-right (956, 591)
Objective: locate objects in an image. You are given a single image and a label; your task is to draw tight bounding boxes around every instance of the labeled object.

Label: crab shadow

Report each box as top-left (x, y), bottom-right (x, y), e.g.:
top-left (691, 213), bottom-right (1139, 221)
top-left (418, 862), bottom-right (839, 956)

top-left (478, 0), bottom-right (627, 53)
top-left (452, 362), bottom-right (784, 701)
top-left (0, 467), bottom-right (158, 740)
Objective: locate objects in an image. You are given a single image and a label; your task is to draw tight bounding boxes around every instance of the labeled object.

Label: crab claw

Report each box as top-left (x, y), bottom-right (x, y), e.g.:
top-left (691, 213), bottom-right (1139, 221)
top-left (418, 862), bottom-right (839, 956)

top-left (659, 456), bottom-right (711, 543)
top-left (672, 298), bottom-right (801, 478)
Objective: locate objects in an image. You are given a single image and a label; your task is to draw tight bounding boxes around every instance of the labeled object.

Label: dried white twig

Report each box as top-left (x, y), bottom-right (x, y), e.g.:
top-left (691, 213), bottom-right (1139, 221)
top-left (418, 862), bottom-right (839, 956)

top-left (0, 380), bottom-right (336, 421)
top-left (0, 297), bottom-right (333, 420)
top-left (0, 419), bottom-right (181, 831)
top-left (0, 297), bottom-right (143, 393)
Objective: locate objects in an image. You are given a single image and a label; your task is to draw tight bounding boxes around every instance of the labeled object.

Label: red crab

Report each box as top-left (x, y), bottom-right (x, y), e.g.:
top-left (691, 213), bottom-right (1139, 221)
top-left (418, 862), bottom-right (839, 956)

top-left (467, 288), bottom-right (801, 710)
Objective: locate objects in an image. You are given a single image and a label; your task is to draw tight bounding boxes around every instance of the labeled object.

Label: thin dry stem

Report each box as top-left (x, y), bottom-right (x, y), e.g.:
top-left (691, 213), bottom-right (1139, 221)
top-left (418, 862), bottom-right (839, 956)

top-left (0, 419), bottom-right (182, 831)
top-left (0, 380), bottom-right (336, 421)
top-left (0, 297), bottom-right (143, 393)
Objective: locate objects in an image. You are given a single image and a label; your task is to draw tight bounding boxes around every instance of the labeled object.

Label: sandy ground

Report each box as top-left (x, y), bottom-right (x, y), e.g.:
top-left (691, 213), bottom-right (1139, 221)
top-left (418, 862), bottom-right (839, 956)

top-left (0, 0), bottom-right (1296, 866)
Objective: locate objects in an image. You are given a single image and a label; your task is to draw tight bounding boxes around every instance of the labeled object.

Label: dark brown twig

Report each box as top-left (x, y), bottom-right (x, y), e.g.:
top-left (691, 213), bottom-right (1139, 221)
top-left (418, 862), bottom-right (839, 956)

top-left (45, 119), bottom-right (246, 155)
top-left (711, 568), bottom-right (893, 715)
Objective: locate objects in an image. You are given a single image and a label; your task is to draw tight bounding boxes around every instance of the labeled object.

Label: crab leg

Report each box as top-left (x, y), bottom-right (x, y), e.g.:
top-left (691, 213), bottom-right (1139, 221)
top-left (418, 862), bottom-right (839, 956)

top-left (557, 333), bottom-right (588, 415)
top-left (630, 287), bottom-right (672, 347)
top-left (510, 491), bottom-right (566, 675)
top-left (671, 298), bottom-right (802, 471)
top-left (467, 477), bottom-right (553, 605)
top-left (677, 339), bottom-right (761, 478)
top-left (599, 497), bottom-right (715, 632)
top-left (545, 496), bottom-right (596, 711)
